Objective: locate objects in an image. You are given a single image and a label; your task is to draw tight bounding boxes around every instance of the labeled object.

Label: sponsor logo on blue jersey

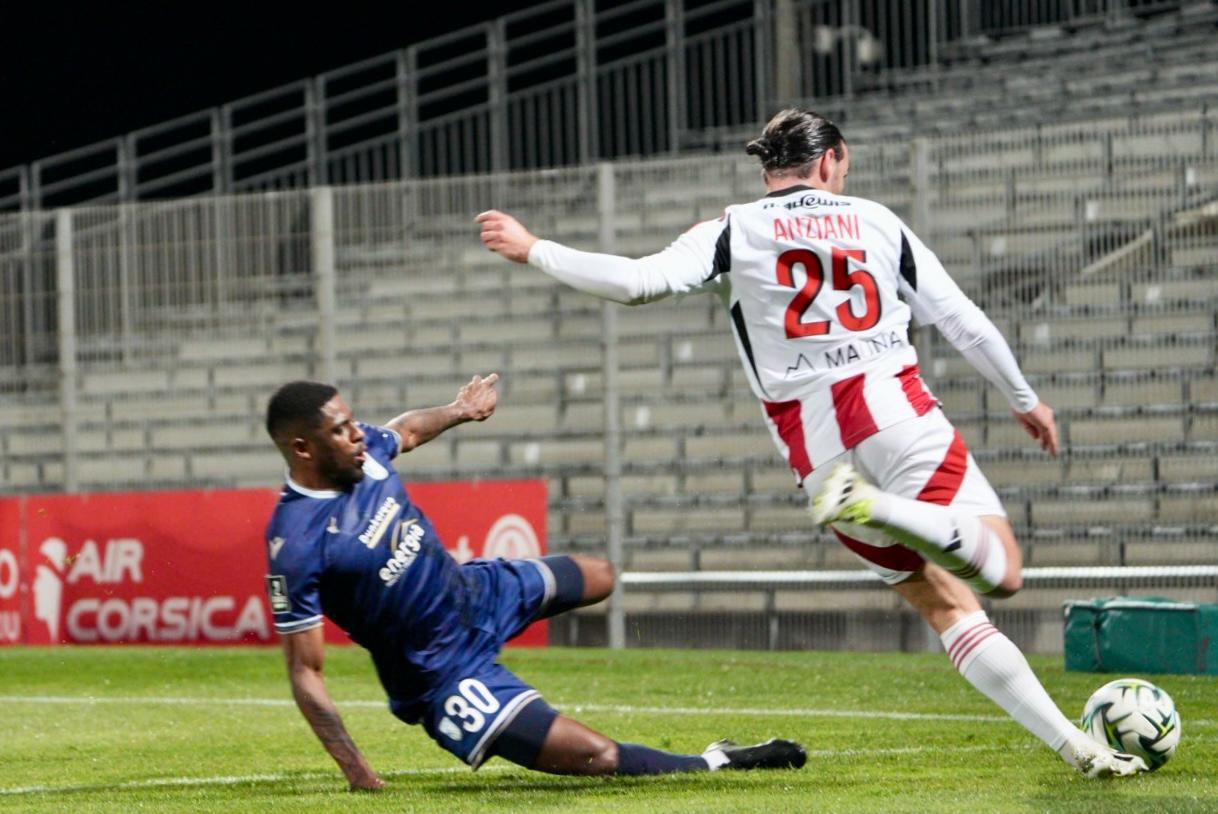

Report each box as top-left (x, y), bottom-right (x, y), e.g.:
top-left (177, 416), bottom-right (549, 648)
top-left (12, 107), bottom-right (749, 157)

top-left (379, 519), bottom-right (425, 587)
top-left (359, 496), bottom-right (402, 549)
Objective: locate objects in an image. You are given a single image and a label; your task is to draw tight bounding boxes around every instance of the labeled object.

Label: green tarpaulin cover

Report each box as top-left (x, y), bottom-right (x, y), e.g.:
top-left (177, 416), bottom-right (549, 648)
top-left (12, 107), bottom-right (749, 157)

top-left (1063, 596), bottom-right (1218, 675)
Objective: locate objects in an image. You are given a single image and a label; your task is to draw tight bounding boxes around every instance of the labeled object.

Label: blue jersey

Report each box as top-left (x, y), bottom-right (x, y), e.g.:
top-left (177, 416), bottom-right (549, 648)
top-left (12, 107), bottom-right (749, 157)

top-left (265, 422), bottom-right (496, 722)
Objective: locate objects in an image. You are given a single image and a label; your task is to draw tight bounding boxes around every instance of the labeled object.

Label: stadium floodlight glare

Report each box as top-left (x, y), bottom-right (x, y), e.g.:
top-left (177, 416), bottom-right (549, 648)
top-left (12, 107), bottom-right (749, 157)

top-left (812, 24), bottom-right (884, 66)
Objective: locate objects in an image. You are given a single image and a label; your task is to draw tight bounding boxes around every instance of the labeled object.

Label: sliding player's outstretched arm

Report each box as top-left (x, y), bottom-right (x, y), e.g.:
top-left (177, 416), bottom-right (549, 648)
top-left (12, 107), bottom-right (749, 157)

top-left (282, 626), bottom-right (383, 791)
top-left (896, 224), bottom-right (1058, 455)
top-left (476, 209), bottom-right (723, 305)
top-left (386, 373), bottom-right (499, 453)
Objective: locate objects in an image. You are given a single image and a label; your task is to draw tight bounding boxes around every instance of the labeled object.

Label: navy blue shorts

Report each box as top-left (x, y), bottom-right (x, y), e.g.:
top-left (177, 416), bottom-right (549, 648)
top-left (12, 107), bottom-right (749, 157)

top-left (420, 661), bottom-right (559, 768)
top-left (393, 555), bottom-right (583, 767)
top-left (460, 555), bottom-right (586, 646)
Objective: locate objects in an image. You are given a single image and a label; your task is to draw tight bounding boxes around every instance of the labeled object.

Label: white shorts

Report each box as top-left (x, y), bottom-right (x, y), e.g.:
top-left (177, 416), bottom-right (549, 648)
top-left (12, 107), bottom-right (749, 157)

top-left (799, 407), bottom-right (1006, 585)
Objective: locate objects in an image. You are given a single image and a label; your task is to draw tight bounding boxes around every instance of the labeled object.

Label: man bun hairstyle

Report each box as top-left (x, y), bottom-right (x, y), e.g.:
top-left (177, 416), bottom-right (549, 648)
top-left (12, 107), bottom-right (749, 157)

top-left (745, 108), bottom-right (845, 173)
top-left (266, 380), bottom-right (338, 443)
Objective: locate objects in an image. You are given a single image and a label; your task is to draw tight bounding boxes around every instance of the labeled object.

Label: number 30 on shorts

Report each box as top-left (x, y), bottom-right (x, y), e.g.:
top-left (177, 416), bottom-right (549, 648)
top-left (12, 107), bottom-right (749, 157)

top-left (438, 678), bottom-right (501, 741)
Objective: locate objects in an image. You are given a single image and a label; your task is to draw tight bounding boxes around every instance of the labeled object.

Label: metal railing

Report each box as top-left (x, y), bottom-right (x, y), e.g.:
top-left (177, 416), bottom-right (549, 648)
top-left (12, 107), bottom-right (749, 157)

top-left (2, 0), bottom-right (1209, 212)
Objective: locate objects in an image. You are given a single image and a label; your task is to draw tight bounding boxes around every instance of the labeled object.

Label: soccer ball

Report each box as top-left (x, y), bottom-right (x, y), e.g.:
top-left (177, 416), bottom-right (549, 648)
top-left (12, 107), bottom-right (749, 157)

top-left (1081, 678), bottom-right (1180, 770)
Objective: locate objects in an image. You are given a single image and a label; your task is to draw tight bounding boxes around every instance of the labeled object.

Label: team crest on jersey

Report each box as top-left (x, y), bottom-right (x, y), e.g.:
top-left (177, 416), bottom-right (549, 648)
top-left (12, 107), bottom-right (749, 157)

top-left (362, 455), bottom-right (389, 481)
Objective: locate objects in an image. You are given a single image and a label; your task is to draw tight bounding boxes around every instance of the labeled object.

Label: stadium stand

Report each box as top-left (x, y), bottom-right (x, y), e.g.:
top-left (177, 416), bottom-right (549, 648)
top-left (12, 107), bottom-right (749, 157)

top-left (0, 1), bottom-right (1215, 651)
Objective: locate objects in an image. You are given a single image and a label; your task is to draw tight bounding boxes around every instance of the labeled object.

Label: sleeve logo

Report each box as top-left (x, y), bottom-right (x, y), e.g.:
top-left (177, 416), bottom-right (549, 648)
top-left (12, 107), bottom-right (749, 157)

top-left (266, 575), bottom-right (291, 613)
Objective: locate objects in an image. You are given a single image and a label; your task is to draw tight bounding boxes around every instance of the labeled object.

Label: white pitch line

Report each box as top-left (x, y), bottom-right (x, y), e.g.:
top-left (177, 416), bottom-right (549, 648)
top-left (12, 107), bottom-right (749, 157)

top-left (1, 694), bottom-right (1213, 728)
top-left (565, 702), bottom-right (1005, 722)
top-left (0, 694), bottom-right (1006, 721)
top-left (0, 694), bottom-right (307, 707)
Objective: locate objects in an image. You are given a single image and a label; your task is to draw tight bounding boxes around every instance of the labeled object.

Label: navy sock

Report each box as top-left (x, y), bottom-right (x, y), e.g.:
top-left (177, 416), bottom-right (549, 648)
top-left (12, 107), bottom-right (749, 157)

top-left (614, 742), bottom-right (709, 775)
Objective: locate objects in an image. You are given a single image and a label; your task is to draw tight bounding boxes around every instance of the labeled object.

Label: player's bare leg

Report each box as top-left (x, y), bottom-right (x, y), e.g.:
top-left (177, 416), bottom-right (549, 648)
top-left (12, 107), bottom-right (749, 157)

top-left (891, 564), bottom-right (1147, 778)
top-left (531, 715), bottom-right (624, 774)
top-left (812, 463), bottom-right (1021, 597)
top-left (493, 709), bottom-right (806, 775)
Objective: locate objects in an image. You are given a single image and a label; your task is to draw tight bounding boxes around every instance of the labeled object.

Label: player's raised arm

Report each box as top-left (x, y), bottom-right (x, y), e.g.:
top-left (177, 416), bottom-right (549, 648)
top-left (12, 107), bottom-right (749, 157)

top-left (386, 373), bottom-right (499, 453)
top-left (894, 223), bottom-right (1059, 456)
top-left (281, 625), bottom-right (383, 791)
top-left (475, 209), bottom-right (723, 305)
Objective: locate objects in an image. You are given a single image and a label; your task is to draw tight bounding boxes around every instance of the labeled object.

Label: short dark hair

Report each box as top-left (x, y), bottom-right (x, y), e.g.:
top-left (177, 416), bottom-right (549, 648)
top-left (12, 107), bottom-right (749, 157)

top-left (266, 380), bottom-right (338, 443)
top-left (745, 108), bottom-right (845, 173)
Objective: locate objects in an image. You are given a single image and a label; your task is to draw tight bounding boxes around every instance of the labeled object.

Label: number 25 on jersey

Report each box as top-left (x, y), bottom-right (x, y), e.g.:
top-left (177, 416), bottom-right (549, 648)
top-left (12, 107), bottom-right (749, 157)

top-left (776, 246), bottom-right (881, 338)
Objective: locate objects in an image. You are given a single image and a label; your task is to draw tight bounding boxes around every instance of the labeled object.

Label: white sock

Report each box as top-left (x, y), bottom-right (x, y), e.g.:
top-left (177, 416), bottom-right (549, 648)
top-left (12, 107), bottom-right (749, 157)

top-left (868, 495), bottom-right (1008, 594)
top-left (940, 611), bottom-right (1084, 759)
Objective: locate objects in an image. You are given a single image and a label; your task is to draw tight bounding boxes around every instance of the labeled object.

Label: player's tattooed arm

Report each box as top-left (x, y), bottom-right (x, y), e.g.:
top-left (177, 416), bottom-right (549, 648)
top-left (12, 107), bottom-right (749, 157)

top-left (282, 626), bottom-right (384, 792)
top-left (386, 373), bottom-right (499, 453)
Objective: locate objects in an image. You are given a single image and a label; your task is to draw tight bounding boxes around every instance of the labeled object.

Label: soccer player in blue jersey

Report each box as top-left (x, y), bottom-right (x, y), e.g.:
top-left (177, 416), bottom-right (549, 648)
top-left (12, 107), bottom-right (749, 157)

top-left (264, 374), bottom-right (806, 790)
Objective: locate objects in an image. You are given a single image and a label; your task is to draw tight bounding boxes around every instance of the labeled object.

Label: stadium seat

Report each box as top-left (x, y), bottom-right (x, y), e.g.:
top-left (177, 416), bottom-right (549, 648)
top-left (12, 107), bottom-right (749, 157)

top-left (631, 506), bottom-right (745, 535)
top-left (509, 437), bottom-right (603, 465)
top-left (77, 455), bottom-right (147, 485)
top-left (81, 369), bottom-right (170, 395)
top-left (1105, 342), bottom-right (1213, 371)
top-left (746, 501), bottom-right (818, 533)
top-left (1032, 497), bottom-right (1154, 526)
top-left (684, 430), bottom-right (771, 460)
top-left (1103, 377), bottom-right (1186, 406)
top-left (1067, 415), bottom-right (1184, 446)
top-left (983, 458), bottom-right (1064, 488)
top-left (1064, 456), bottom-right (1154, 483)
top-left (191, 450), bottom-right (281, 482)
top-left (1158, 452), bottom-right (1218, 481)
top-left (682, 470), bottom-right (748, 495)
top-left (621, 435), bottom-right (679, 463)
top-left (151, 422), bottom-right (256, 450)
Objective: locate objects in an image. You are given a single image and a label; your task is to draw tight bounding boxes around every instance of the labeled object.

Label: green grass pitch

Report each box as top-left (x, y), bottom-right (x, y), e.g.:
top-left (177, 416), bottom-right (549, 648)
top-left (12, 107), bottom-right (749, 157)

top-left (1, 646), bottom-right (1215, 813)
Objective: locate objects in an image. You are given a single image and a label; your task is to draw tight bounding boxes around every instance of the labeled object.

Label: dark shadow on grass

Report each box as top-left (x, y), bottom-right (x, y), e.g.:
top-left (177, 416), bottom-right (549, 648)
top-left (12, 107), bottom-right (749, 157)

top-left (424, 772), bottom-right (720, 795)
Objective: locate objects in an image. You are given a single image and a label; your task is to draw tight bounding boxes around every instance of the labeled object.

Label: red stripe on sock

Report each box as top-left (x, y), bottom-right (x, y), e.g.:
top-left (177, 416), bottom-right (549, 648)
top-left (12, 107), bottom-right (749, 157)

top-left (763, 399), bottom-right (813, 479)
top-left (831, 373), bottom-right (879, 449)
top-left (947, 622), bottom-right (995, 667)
top-left (916, 430), bottom-right (970, 506)
top-left (897, 364), bottom-right (936, 415)
top-left (833, 528), bottom-right (924, 572)
top-left (952, 627), bottom-right (1001, 670)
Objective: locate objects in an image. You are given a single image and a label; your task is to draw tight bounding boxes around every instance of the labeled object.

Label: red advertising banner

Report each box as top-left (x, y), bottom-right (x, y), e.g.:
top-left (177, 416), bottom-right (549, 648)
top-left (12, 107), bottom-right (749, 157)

top-left (0, 498), bottom-right (22, 645)
top-left (0, 479), bottom-right (547, 647)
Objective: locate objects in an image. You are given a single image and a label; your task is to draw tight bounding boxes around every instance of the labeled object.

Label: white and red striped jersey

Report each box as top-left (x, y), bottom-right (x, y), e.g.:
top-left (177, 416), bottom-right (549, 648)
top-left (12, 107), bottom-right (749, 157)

top-left (528, 183), bottom-right (1037, 482)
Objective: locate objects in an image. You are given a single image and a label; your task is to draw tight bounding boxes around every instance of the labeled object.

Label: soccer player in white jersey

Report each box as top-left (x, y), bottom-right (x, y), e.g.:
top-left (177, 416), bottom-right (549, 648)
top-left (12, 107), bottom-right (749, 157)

top-left (476, 109), bottom-right (1147, 778)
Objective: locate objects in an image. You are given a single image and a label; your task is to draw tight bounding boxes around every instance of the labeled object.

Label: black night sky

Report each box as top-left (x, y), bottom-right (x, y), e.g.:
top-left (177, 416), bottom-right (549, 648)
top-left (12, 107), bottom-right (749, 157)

top-left (0, 2), bottom-right (541, 170)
